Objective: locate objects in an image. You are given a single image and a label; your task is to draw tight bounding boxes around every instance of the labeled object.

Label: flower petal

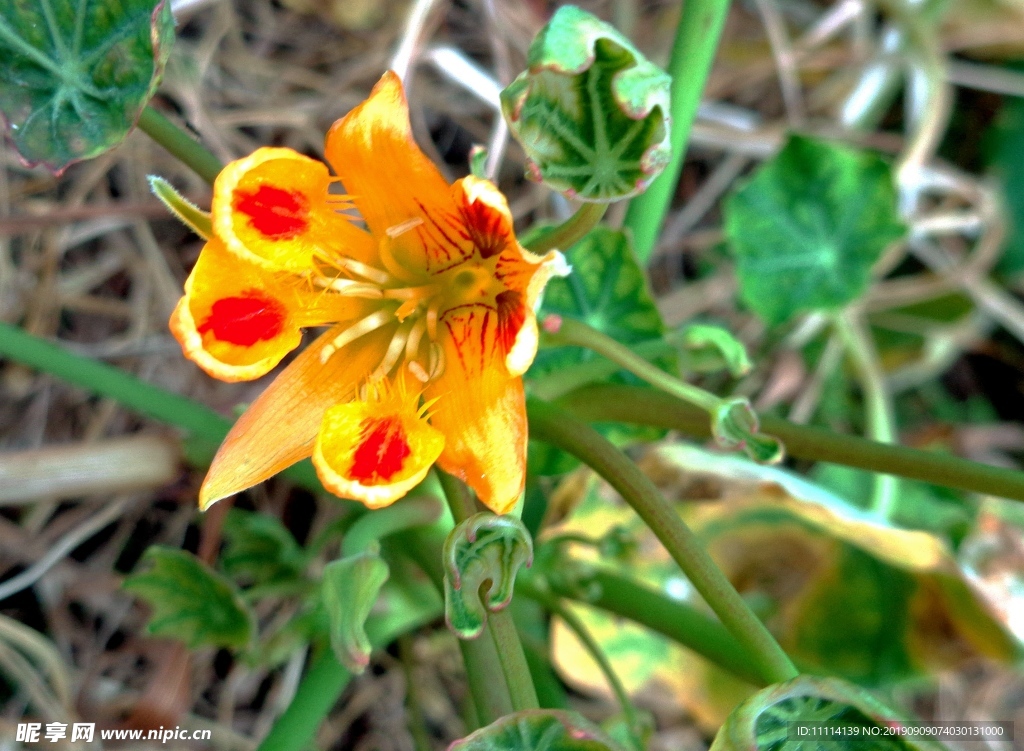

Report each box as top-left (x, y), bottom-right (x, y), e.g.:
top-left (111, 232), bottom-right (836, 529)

top-left (170, 239), bottom-right (368, 382)
top-left (313, 376), bottom-right (444, 509)
top-left (452, 176), bottom-right (570, 376)
top-left (325, 72), bottom-right (474, 275)
top-left (199, 324), bottom-right (395, 509)
top-left (213, 146), bottom-right (374, 272)
top-left (424, 306), bottom-right (528, 514)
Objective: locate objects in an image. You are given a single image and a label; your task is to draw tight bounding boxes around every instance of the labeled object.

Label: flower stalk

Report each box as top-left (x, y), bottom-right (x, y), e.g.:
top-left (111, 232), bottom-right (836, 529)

top-left (623, 0), bottom-right (732, 263)
top-left (833, 309), bottom-right (900, 519)
top-left (527, 398), bottom-right (800, 685)
top-left (137, 106), bottom-right (224, 185)
top-left (437, 472), bottom-right (538, 717)
top-left (523, 203), bottom-right (608, 255)
top-left (542, 315), bottom-right (721, 412)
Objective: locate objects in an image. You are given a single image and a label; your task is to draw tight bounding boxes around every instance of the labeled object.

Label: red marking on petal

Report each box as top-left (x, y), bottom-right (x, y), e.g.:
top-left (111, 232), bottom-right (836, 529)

top-left (198, 292), bottom-right (286, 346)
top-left (234, 185), bottom-right (309, 239)
top-left (350, 416), bottom-right (411, 483)
top-left (496, 290), bottom-right (525, 353)
top-left (461, 198), bottom-right (508, 259)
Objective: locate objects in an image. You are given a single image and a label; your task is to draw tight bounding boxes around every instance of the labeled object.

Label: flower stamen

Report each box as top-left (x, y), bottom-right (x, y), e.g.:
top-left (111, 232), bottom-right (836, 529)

top-left (378, 235), bottom-right (420, 284)
top-left (320, 309), bottom-right (393, 363)
top-left (426, 297), bottom-right (440, 341)
top-left (408, 360), bottom-right (430, 383)
top-left (373, 319), bottom-right (415, 380)
top-left (337, 258), bottom-right (393, 286)
top-left (405, 318), bottom-right (426, 362)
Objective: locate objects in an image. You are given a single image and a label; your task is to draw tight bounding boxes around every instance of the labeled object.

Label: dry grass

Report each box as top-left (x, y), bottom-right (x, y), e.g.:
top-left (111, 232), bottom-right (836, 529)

top-left (3, 0), bottom-right (1024, 748)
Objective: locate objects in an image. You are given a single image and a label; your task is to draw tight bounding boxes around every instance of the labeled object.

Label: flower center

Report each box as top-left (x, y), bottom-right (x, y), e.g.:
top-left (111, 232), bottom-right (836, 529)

top-left (314, 219), bottom-right (468, 383)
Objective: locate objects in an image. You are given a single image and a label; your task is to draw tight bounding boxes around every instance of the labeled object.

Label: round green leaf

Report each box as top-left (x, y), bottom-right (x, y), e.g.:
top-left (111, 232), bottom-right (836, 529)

top-left (528, 226), bottom-right (673, 472)
top-left (451, 710), bottom-right (622, 751)
top-left (0, 0), bottom-right (175, 173)
top-left (500, 5), bottom-right (670, 202)
top-left (724, 135), bottom-right (906, 326)
top-left (710, 675), bottom-right (945, 751)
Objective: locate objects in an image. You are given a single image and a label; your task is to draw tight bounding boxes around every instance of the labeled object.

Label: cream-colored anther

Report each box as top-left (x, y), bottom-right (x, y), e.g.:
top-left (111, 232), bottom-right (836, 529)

top-left (426, 297), bottom-right (440, 341)
top-left (321, 279), bottom-right (384, 298)
top-left (407, 360), bottom-right (430, 383)
top-left (337, 258), bottom-right (393, 286)
top-left (319, 309), bottom-right (392, 363)
top-left (374, 319), bottom-right (414, 379)
top-left (405, 318), bottom-right (426, 362)
top-left (383, 283), bottom-right (437, 301)
top-left (385, 217), bottom-right (425, 238)
top-left (427, 342), bottom-right (445, 379)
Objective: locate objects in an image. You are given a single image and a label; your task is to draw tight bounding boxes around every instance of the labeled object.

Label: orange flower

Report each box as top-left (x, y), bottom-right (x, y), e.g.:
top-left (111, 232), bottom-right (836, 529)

top-left (170, 72), bottom-right (567, 514)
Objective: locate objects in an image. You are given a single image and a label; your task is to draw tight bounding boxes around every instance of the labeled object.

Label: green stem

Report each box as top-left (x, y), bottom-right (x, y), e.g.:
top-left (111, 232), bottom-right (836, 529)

top-left (257, 609), bottom-right (441, 751)
top-left (833, 311), bottom-right (899, 518)
top-left (542, 569), bottom-right (766, 686)
top-left (436, 472), bottom-right (520, 724)
top-left (555, 383), bottom-right (1024, 503)
top-left (623, 0), bottom-right (732, 263)
top-left (396, 526), bottom-right (514, 727)
top-left (256, 649), bottom-right (350, 751)
top-left (461, 634), bottom-right (515, 725)
top-left (137, 106), bottom-right (224, 185)
top-left (530, 338), bottom-right (675, 401)
top-left (519, 579), bottom-right (643, 745)
top-left (0, 321), bottom-right (230, 439)
top-left (437, 468), bottom-right (477, 524)
top-left (0, 322), bottom-right (326, 494)
top-left (545, 316), bottom-right (721, 413)
top-left (341, 495), bottom-right (443, 556)
top-left (488, 609), bottom-right (540, 711)
top-left (398, 634), bottom-right (433, 751)
top-left (527, 398), bottom-right (799, 685)
top-left (523, 203), bottom-right (608, 254)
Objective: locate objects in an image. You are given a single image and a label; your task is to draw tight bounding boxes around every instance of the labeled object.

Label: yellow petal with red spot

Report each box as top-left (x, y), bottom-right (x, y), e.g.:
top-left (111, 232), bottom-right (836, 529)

top-left (170, 239), bottom-right (368, 382)
top-left (213, 146), bottom-right (375, 272)
top-left (325, 72), bottom-right (475, 275)
top-left (425, 306), bottom-right (527, 514)
top-left (313, 377), bottom-right (444, 509)
top-left (199, 323), bottom-right (395, 509)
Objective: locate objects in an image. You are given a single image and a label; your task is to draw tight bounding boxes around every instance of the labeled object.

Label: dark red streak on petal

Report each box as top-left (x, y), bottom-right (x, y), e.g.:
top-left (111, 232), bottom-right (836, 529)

top-left (496, 290), bottom-right (525, 354)
top-left (414, 199), bottom-right (470, 266)
top-left (350, 417), bottom-right (411, 483)
top-left (198, 292), bottom-right (286, 346)
top-left (234, 185), bottom-right (309, 239)
top-left (461, 199), bottom-right (508, 259)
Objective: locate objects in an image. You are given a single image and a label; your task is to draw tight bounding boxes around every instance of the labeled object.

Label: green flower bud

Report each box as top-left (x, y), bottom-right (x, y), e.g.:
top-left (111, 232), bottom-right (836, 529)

top-left (500, 5), bottom-right (671, 203)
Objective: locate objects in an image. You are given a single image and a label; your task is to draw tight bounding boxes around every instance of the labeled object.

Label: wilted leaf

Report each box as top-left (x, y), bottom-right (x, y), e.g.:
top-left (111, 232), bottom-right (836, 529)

top-left (500, 5), bottom-right (670, 202)
top-left (548, 445), bottom-right (1019, 729)
top-left (0, 0), bottom-right (175, 172)
top-left (724, 135), bottom-right (905, 325)
top-left (322, 550), bottom-right (390, 673)
top-left (681, 324), bottom-right (752, 377)
top-left (123, 546), bottom-right (253, 650)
